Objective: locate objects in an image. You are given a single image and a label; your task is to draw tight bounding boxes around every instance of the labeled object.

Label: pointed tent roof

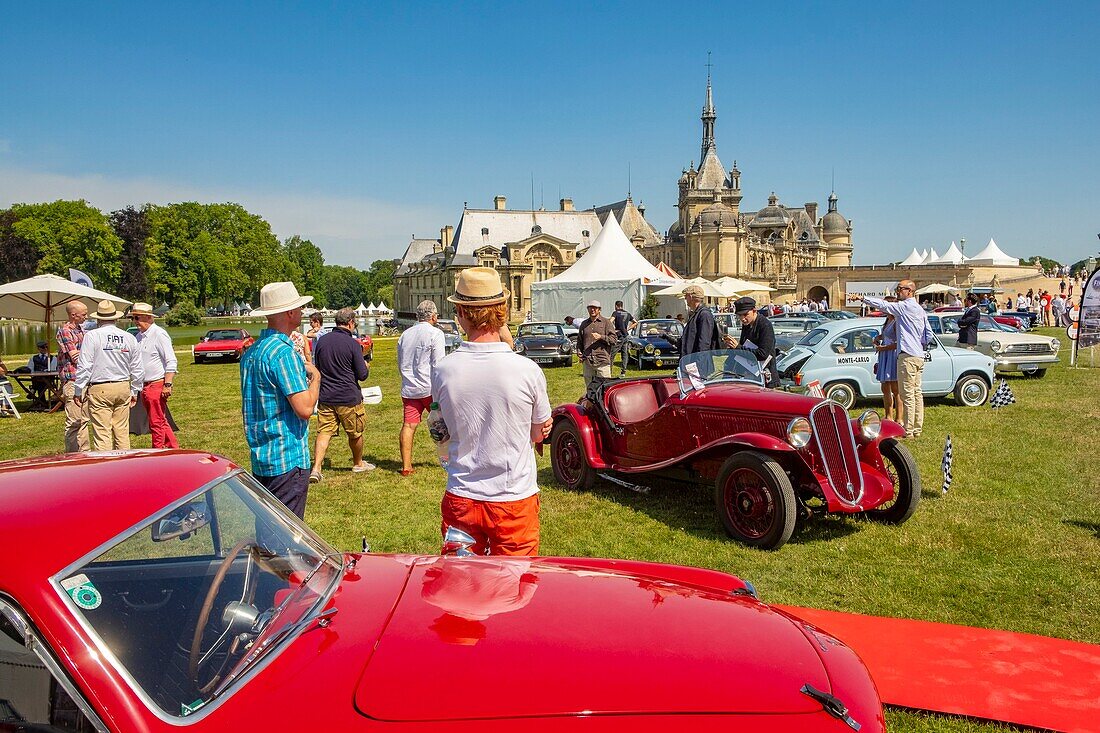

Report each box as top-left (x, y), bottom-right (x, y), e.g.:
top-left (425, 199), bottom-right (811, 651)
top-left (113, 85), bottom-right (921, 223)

top-left (899, 248), bottom-right (924, 266)
top-left (919, 247), bottom-right (941, 265)
top-left (655, 261), bottom-right (682, 279)
top-left (540, 212), bottom-right (667, 284)
top-left (968, 238), bottom-right (1019, 266)
top-left (933, 241), bottom-right (967, 264)
top-left (355, 302), bottom-right (368, 314)
top-left (377, 301), bottom-right (390, 312)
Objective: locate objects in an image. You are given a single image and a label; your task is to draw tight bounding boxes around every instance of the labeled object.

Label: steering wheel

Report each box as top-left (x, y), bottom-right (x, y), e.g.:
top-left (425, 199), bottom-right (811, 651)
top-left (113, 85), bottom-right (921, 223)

top-left (189, 539), bottom-right (261, 695)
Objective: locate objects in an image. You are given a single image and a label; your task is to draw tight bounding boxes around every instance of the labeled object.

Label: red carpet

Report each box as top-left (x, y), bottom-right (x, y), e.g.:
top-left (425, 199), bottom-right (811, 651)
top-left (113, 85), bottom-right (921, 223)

top-left (779, 606), bottom-right (1100, 732)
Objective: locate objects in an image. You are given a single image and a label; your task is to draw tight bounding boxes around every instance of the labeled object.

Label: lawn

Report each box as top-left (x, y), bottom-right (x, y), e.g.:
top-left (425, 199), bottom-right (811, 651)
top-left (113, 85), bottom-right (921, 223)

top-left (2, 330), bottom-right (1097, 732)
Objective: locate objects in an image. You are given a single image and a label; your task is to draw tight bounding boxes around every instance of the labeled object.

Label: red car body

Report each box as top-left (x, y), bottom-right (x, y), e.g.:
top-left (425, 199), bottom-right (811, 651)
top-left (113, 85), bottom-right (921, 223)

top-left (191, 328), bottom-right (255, 363)
top-left (550, 365), bottom-right (920, 550)
top-left (0, 451), bottom-right (884, 731)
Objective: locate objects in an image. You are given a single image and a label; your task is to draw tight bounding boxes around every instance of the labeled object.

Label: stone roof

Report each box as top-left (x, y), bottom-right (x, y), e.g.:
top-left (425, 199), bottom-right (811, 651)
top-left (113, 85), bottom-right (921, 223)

top-left (789, 209), bottom-right (820, 243)
top-left (697, 201), bottom-right (737, 228)
top-left (749, 194), bottom-right (792, 228)
top-left (593, 198), bottom-right (662, 247)
top-left (696, 147), bottom-right (730, 190)
top-left (396, 238), bottom-right (441, 275)
top-left (450, 208), bottom-right (602, 257)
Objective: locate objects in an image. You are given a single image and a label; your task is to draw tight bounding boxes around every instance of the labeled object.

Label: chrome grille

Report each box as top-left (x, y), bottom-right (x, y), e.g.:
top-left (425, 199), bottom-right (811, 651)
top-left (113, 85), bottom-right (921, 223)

top-left (1003, 343), bottom-right (1053, 355)
top-left (809, 402), bottom-right (864, 504)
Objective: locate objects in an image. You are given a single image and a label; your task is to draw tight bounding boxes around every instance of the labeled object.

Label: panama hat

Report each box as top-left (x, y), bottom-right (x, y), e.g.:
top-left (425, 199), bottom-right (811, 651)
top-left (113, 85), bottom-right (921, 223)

top-left (447, 267), bottom-right (508, 306)
top-left (129, 302), bottom-right (155, 317)
top-left (250, 282), bottom-right (313, 317)
top-left (94, 299), bottom-right (124, 321)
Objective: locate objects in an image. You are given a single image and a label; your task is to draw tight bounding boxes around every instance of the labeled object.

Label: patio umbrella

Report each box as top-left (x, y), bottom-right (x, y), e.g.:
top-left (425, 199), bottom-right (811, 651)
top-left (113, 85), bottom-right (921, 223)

top-left (713, 276), bottom-right (776, 293)
top-left (649, 277), bottom-right (730, 299)
top-left (914, 283), bottom-right (956, 295)
top-left (0, 273), bottom-right (132, 325)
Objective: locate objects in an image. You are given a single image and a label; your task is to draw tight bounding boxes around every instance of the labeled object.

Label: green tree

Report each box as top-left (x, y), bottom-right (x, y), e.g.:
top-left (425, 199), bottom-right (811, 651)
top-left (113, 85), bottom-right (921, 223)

top-left (110, 206), bottom-right (152, 301)
top-left (375, 284), bottom-right (394, 308)
top-left (284, 235), bottom-right (327, 305)
top-left (0, 209), bottom-right (40, 282)
top-left (1024, 255), bottom-right (1060, 272)
top-left (10, 200), bottom-right (122, 289)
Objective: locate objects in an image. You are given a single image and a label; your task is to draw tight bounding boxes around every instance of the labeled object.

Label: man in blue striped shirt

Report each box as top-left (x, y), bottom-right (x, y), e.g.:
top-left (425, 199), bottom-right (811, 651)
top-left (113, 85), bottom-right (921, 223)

top-left (241, 283), bottom-right (320, 518)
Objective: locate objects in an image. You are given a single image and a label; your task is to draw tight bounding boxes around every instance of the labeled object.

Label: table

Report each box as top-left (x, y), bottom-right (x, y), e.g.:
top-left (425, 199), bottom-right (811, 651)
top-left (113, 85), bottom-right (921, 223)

top-left (6, 371), bottom-right (62, 412)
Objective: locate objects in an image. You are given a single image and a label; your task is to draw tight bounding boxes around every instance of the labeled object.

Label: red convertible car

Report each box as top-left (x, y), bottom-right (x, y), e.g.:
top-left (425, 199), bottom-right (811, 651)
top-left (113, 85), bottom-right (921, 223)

top-left (191, 328), bottom-right (255, 363)
top-left (551, 350), bottom-right (921, 550)
top-left (0, 451), bottom-right (884, 731)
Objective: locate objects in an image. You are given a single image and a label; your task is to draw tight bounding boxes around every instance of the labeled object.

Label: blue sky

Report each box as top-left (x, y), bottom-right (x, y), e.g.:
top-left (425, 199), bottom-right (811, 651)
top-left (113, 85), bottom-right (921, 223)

top-left (2, 1), bottom-right (1098, 268)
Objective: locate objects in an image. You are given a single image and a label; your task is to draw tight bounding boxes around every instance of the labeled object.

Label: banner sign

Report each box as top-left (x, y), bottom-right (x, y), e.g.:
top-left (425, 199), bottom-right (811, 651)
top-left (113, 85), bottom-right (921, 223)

top-left (844, 281), bottom-right (896, 303)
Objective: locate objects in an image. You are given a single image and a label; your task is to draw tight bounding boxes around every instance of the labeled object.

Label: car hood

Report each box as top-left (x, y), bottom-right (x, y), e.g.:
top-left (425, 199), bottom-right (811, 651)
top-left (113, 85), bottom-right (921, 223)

top-left (518, 336), bottom-right (565, 348)
top-left (354, 557), bottom-right (829, 721)
top-left (976, 332), bottom-right (1050, 345)
top-left (194, 339), bottom-right (243, 349)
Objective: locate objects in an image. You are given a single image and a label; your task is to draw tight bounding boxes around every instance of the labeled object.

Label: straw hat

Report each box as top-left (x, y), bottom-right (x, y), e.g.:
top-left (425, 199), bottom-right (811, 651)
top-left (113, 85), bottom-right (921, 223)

top-left (681, 284), bottom-right (704, 298)
top-left (250, 282), bottom-right (313, 317)
top-left (447, 267), bottom-right (507, 306)
top-left (130, 302), bottom-right (155, 317)
top-left (94, 300), bottom-right (124, 321)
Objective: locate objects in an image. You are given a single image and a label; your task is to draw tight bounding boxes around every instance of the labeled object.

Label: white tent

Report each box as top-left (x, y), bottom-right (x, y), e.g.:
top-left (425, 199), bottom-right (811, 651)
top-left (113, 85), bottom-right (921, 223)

top-left (376, 301), bottom-right (391, 314)
top-left (355, 302), bottom-right (369, 315)
top-left (899, 248), bottom-right (924, 266)
top-left (531, 212), bottom-right (670, 321)
top-left (713, 275), bottom-right (776, 294)
top-left (967, 238), bottom-right (1019, 266)
top-left (919, 247), bottom-right (941, 265)
top-left (933, 241), bottom-right (968, 264)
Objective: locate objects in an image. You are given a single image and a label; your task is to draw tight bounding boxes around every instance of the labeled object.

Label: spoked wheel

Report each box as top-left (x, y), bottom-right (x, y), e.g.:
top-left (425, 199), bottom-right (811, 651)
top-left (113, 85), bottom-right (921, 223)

top-left (864, 438), bottom-right (921, 524)
top-left (551, 421), bottom-right (596, 490)
top-left (714, 452), bottom-right (796, 550)
top-left (189, 539), bottom-right (262, 695)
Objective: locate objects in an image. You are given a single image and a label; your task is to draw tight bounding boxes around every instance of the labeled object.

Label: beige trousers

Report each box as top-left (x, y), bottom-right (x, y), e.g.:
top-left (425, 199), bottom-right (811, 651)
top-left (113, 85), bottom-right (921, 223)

top-left (897, 353), bottom-right (925, 437)
top-left (62, 380), bottom-right (90, 452)
top-left (87, 382), bottom-right (132, 451)
top-left (582, 362), bottom-right (612, 391)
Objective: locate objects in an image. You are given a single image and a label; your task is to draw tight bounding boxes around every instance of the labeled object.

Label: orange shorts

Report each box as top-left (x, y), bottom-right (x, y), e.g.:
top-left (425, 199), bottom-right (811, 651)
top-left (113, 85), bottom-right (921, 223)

top-left (440, 492), bottom-right (540, 556)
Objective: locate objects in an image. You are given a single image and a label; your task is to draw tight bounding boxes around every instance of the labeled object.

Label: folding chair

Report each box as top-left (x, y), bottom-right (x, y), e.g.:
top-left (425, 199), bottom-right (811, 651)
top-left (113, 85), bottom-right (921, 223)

top-left (0, 385), bottom-right (20, 419)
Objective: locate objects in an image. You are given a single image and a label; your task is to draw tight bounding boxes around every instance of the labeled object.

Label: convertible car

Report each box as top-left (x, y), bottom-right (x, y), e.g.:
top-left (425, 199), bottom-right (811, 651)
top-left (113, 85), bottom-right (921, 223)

top-left (0, 451), bottom-right (884, 731)
top-left (551, 350), bottom-right (920, 551)
top-left (624, 319), bottom-right (682, 369)
top-left (191, 329), bottom-right (254, 363)
top-left (513, 322), bottom-right (574, 366)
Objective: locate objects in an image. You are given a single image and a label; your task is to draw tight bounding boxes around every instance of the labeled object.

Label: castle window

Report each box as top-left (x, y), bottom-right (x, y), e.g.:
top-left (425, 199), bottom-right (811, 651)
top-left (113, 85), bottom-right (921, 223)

top-left (481, 227), bottom-right (489, 235)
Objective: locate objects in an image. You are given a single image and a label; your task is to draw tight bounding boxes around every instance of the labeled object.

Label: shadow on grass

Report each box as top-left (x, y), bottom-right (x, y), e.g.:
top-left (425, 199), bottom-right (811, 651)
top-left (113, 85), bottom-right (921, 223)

top-left (1063, 519), bottom-right (1100, 539)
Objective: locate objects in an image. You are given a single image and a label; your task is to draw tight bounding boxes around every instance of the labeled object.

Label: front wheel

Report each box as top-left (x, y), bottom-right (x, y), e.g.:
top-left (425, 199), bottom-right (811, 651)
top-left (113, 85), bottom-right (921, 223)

top-left (824, 382), bottom-right (856, 409)
top-left (551, 420), bottom-right (596, 490)
top-left (864, 438), bottom-right (921, 524)
top-left (714, 452), bottom-right (797, 550)
top-left (953, 374), bottom-right (989, 406)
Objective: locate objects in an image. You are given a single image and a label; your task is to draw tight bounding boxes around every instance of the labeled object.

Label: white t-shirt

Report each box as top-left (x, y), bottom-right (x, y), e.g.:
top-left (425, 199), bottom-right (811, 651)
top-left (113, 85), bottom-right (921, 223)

top-left (397, 321), bottom-right (446, 398)
top-left (431, 341), bottom-right (551, 502)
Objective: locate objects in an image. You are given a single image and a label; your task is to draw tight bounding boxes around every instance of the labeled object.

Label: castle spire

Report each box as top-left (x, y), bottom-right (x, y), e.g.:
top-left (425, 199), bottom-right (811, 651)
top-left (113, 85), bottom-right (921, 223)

top-left (700, 55), bottom-right (716, 164)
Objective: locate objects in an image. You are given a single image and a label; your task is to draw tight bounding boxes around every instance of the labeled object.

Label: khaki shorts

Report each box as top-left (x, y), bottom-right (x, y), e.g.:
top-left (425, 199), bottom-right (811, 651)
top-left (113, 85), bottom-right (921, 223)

top-left (317, 403), bottom-right (366, 438)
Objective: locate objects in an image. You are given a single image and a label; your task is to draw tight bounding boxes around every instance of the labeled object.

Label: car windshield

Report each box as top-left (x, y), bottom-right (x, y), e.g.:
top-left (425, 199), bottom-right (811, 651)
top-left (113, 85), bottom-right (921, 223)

top-left (798, 328), bottom-right (830, 346)
top-left (637, 320), bottom-right (681, 337)
top-left (437, 321), bottom-right (458, 334)
top-left (53, 473), bottom-right (341, 719)
top-left (677, 349), bottom-right (763, 394)
top-left (206, 330), bottom-right (243, 341)
top-left (517, 323), bottom-right (563, 337)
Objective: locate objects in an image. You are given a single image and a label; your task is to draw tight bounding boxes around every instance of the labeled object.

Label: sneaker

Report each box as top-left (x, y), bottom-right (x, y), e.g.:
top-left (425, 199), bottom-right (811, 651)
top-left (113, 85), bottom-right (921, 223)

top-left (351, 462), bottom-right (376, 473)
top-left (309, 471), bottom-right (323, 484)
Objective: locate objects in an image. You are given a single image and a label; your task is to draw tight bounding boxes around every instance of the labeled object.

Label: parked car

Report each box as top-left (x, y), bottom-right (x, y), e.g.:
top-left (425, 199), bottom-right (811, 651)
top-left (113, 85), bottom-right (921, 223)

top-left (776, 318), bottom-right (996, 409)
top-left (513, 322), bottom-right (574, 366)
top-left (818, 310), bottom-right (858, 321)
top-left (623, 319), bottom-right (682, 369)
top-left (0, 451), bottom-right (886, 731)
top-left (770, 317), bottom-right (830, 335)
top-left (714, 314), bottom-right (807, 356)
top-left (551, 349), bottom-right (921, 550)
top-left (436, 319), bottom-right (463, 353)
top-left (990, 314), bottom-right (1026, 331)
top-left (927, 312), bottom-right (1059, 377)
top-left (313, 322), bottom-right (374, 362)
top-left (191, 329), bottom-right (254, 363)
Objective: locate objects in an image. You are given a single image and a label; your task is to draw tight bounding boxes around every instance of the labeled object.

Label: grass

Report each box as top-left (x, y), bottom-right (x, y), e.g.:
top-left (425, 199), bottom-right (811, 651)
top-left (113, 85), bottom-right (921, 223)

top-left (3, 330), bottom-right (1098, 733)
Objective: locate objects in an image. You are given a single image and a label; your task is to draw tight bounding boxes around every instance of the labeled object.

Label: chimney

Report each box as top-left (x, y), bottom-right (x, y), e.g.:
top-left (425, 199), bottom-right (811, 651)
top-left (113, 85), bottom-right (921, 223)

top-left (804, 202), bottom-right (818, 222)
top-left (559, 197), bottom-right (574, 211)
top-left (493, 195), bottom-right (507, 211)
top-left (440, 225), bottom-right (454, 248)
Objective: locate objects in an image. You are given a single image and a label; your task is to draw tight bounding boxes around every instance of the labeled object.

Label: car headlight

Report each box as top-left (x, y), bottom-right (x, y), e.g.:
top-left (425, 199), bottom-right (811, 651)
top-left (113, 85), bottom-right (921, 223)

top-left (645, 343), bottom-right (655, 354)
top-left (515, 342), bottom-right (525, 353)
top-left (989, 339), bottom-right (1002, 353)
top-left (560, 341), bottom-right (572, 353)
top-left (1050, 338), bottom-right (1060, 352)
top-left (786, 417), bottom-right (812, 448)
top-left (858, 410), bottom-right (882, 440)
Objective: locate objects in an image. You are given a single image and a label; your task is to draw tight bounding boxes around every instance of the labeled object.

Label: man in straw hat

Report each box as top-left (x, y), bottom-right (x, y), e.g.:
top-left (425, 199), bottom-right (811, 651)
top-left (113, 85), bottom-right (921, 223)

top-left (73, 300), bottom-right (144, 450)
top-left (130, 302), bottom-right (179, 448)
top-left (241, 282), bottom-right (320, 519)
top-left (431, 267), bottom-right (552, 555)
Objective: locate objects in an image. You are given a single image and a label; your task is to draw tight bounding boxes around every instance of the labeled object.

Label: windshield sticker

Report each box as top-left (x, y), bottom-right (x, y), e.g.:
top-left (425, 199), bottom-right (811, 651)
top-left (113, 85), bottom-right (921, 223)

top-left (181, 699), bottom-right (207, 716)
top-left (61, 574), bottom-right (103, 610)
top-left (683, 362), bottom-right (706, 391)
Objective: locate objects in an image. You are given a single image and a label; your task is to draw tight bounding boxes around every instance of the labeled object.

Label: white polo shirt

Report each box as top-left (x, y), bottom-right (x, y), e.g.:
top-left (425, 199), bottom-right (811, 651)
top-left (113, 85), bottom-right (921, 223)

top-left (135, 323), bottom-right (178, 382)
top-left (431, 341), bottom-right (551, 503)
top-left (73, 324), bottom-right (144, 397)
top-left (397, 321), bottom-right (447, 398)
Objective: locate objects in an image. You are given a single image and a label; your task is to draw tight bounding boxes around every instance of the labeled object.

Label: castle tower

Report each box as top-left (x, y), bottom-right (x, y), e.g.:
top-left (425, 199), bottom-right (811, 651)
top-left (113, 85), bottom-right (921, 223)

top-left (822, 191), bottom-right (853, 266)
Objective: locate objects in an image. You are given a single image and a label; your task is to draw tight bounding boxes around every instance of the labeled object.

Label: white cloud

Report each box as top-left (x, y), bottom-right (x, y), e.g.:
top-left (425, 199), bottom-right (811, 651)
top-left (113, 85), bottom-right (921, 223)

top-left (0, 167), bottom-right (452, 267)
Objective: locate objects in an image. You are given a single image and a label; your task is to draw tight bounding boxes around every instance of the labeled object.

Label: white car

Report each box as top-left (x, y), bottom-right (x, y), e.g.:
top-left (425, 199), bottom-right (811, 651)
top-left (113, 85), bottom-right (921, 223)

top-left (777, 318), bottom-right (997, 409)
top-left (927, 312), bottom-right (1060, 377)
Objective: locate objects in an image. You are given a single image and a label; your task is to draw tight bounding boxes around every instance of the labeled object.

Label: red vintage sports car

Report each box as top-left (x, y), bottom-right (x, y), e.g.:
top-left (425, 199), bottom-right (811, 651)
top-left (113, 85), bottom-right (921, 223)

top-left (551, 350), bottom-right (921, 550)
top-left (191, 328), bottom-right (255, 363)
top-left (0, 451), bottom-right (884, 731)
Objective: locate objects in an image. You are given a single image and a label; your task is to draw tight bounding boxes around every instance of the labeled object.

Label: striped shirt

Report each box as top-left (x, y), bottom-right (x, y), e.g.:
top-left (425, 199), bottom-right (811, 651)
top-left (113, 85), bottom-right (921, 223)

top-left (240, 329), bottom-right (310, 477)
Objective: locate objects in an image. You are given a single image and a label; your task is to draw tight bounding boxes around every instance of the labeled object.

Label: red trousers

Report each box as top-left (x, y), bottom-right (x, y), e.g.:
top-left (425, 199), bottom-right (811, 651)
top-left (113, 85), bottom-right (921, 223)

top-left (142, 381), bottom-right (178, 448)
top-left (440, 492), bottom-right (540, 556)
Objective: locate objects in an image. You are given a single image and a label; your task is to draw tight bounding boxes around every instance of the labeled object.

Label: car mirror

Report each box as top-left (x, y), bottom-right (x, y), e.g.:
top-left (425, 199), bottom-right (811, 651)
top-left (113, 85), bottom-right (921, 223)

top-left (442, 526), bottom-right (477, 557)
top-left (151, 499), bottom-right (211, 542)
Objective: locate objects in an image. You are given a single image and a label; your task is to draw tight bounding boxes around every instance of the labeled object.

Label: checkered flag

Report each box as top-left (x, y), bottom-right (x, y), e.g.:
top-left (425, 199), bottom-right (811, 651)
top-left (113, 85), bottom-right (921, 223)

top-left (806, 379), bottom-right (825, 399)
top-left (941, 434), bottom-right (953, 494)
top-left (989, 379), bottom-right (1016, 409)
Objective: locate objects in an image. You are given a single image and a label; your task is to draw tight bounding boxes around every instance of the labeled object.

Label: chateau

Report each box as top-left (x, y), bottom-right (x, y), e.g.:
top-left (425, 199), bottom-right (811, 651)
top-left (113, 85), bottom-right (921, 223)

top-left (393, 75), bottom-right (853, 318)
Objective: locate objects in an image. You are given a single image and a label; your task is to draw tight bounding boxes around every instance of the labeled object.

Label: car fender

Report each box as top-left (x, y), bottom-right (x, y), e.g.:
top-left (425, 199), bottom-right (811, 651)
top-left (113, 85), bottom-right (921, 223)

top-left (550, 403), bottom-right (609, 470)
top-left (719, 432), bottom-right (797, 453)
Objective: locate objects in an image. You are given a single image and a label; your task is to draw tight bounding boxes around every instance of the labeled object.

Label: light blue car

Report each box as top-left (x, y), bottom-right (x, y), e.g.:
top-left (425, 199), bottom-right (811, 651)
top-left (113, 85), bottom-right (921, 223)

top-left (776, 317), bottom-right (996, 408)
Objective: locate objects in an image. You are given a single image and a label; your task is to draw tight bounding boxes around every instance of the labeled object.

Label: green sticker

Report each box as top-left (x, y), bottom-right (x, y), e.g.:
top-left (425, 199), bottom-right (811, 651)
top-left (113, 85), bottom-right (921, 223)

top-left (181, 699), bottom-right (206, 716)
top-left (61, 574), bottom-right (102, 610)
